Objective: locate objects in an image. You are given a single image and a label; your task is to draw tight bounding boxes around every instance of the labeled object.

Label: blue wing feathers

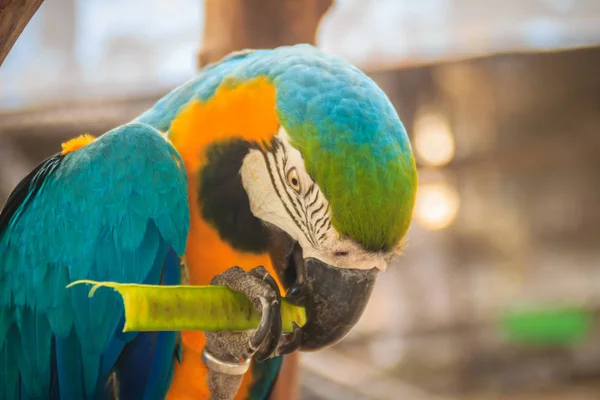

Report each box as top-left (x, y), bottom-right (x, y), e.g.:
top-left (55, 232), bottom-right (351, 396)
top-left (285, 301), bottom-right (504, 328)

top-left (48, 338), bottom-right (59, 400)
top-left (114, 247), bottom-right (181, 400)
top-left (115, 331), bottom-right (177, 400)
top-left (54, 327), bottom-right (86, 399)
top-left (0, 122), bottom-right (189, 399)
top-left (1, 344), bottom-right (19, 400)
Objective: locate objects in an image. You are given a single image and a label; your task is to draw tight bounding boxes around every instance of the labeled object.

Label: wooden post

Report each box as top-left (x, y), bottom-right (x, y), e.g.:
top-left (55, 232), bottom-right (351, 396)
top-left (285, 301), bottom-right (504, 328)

top-left (199, 0), bottom-right (333, 67)
top-left (0, 0), bottom-right (45, 66)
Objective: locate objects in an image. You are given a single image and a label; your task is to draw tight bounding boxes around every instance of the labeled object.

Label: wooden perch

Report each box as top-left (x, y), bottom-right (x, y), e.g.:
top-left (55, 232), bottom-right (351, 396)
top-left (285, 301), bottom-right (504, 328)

top-left (0, 0), bottom-right (45, 66)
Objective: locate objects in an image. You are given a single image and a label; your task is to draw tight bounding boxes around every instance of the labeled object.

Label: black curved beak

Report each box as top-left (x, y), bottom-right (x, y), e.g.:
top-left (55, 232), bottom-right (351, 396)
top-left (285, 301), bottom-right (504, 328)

top-left (266, 228), bottom-right (377, 351)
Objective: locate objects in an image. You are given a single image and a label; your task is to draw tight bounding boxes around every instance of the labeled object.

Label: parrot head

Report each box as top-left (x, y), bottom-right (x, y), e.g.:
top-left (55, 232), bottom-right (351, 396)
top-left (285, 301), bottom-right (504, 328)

top-left (237, 117), bottom-right (416, 350)
top-left (167, 45), bottom-right (418, 352)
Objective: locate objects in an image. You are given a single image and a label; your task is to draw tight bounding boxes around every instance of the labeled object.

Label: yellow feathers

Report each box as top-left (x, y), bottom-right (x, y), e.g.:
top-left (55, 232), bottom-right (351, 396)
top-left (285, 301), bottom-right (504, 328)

top-left (61, 134), bottom-right (95, 155)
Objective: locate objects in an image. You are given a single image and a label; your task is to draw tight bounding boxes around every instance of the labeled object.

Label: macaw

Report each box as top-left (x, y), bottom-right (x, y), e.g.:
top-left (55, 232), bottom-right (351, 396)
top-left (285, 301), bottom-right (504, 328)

top-left (0, 44), bottom-right (418, 400)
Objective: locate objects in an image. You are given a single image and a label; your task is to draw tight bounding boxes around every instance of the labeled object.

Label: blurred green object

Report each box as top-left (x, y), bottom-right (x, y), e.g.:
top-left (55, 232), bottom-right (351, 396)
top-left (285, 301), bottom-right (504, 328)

top-left (500, 307), bottom-right (593, 346)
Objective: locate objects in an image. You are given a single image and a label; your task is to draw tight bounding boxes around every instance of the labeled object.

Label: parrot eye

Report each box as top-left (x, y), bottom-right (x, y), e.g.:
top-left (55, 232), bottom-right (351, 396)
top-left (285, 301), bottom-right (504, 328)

top-left (286, 167), bottom-right (301, 193)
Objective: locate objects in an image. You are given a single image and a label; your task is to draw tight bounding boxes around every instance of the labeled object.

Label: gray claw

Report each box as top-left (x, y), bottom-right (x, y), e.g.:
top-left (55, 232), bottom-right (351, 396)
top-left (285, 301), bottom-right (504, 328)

top-left (249, 266), bottom-right (282, 361)
top-left (274, 322), bottom-right (303, 357)
top-left (208, 266), bottom-right (283, 361)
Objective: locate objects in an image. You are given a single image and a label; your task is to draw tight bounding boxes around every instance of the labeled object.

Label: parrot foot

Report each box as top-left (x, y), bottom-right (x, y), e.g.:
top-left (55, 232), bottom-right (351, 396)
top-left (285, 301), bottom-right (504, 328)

top-left (205, 266), bottom-right (282, 361)
top-left (203, 266), bottom-right (283, 399)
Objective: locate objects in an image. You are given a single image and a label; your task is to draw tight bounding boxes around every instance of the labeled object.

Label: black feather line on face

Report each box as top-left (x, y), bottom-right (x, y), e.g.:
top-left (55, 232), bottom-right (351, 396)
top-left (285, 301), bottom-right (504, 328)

top-left (198, 139), bottom-right (269, 253)
top-left (0, 153), bottom-right (63, 236)
top-left (262, 136), bottom-right (336, 250)
top-left (260, 140), bottom-right (324, 249)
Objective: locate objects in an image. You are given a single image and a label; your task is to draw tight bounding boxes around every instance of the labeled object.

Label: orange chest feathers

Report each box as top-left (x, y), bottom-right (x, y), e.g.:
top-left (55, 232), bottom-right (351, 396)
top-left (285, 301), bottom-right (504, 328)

top-left (165, 77), bottom-right (282, 400)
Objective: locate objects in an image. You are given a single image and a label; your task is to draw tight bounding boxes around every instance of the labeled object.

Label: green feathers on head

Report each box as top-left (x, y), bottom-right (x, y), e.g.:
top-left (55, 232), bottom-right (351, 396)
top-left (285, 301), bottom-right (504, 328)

top-left (271, 46), bottom-right (418, 253)
top-left (286, 120), bottom-right (418, 253)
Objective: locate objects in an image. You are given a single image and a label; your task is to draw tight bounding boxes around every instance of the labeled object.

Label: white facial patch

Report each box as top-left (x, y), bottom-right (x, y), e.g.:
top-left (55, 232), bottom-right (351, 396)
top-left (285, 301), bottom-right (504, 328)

top-left (240, 127), bottom-right (388, 272)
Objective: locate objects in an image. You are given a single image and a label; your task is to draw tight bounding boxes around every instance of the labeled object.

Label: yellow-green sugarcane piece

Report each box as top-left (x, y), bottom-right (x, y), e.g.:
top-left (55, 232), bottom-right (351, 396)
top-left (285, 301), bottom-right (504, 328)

top-left (67, 280), bottom-right (307, 333)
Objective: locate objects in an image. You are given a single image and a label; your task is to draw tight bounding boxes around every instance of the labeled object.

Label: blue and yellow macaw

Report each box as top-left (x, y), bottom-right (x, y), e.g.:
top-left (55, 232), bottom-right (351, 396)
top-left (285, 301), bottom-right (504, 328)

top-left (0, 44), bottom-right (417, 399)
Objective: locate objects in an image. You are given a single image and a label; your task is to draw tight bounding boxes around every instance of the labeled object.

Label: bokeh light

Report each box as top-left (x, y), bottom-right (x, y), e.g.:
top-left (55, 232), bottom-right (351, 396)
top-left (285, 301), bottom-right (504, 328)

top-left (414, 182), bottom-right (460, 230)
top-left (413, 111), bottom-right (455, 167)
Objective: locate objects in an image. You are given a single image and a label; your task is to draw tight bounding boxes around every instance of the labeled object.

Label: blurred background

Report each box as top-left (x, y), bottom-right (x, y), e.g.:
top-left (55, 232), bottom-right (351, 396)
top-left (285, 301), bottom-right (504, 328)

top-left (2, 0), bottom-right (600, 399)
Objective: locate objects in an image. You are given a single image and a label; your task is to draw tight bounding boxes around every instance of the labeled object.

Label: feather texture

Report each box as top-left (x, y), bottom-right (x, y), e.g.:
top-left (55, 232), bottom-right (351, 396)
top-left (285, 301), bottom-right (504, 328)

top-left (0, 122), bottom-right (189, 399)
top-left (138, 44), bottom-right (417, 252)
top-left (0, 44), bottom-right (416, 400)
top-left (114, 247), bottom-right (181, 400)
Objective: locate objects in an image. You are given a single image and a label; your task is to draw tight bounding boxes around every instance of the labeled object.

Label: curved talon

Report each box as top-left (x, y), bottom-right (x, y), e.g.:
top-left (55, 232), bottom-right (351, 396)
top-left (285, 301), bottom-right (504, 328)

top-left (275, 322), bottom-right (303, 356)
top-left (249, 296), bottom-right (272, 351)
top-left (250, 267), bottom-right (282, 361)
top-left (255, 299), bottom-right (281, 361)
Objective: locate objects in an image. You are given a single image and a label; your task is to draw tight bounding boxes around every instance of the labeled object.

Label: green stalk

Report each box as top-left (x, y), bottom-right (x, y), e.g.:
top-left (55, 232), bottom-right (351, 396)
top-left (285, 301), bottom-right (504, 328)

top-left (67, 280), bottom-right (306, 333)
